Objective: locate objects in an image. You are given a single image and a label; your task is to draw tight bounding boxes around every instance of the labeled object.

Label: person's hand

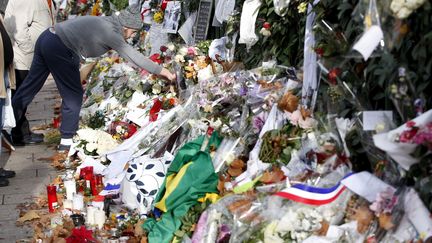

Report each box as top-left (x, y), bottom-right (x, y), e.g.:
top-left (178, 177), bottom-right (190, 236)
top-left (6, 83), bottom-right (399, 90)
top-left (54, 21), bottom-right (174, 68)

top-left (160, 68), bottom-right (176, 82)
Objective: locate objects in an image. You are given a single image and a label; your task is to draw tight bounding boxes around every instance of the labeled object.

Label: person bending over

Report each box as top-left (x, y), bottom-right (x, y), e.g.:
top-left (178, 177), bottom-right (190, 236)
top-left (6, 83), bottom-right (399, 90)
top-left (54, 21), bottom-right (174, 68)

top-left (12, 4), bottom-right (176, 151)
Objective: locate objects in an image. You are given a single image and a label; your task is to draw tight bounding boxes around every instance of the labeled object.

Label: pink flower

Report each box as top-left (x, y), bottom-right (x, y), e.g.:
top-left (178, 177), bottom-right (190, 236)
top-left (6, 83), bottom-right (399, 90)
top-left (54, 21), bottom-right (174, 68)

top-left (286, 110), bottom-right (302, 126)
top-left (413, 132), bottom-right (432, 145)
top-left (187, 47), bottom-right (197, 56)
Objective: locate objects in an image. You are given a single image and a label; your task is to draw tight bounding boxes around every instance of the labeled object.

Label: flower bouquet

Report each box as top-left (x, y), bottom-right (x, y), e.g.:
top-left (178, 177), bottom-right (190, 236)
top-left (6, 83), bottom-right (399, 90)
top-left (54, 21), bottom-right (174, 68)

top-left (109, 121), bottom-right (138, 141)
top-left (373, 109), bottom-right (432, 170)
top-left (73, 128), bottom-right (119, 156)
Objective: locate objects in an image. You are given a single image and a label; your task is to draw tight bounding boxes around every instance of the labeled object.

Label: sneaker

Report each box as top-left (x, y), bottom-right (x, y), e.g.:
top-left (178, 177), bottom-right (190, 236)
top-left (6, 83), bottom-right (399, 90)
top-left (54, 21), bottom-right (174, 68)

top-left (1, 130), bottom-right (15, 151)
top-left (13, 133), bottom-right (44, 146)
top-left (0, 168), bottom-right (16, 178)
top-left (57, 144), bottom-right (71, 153)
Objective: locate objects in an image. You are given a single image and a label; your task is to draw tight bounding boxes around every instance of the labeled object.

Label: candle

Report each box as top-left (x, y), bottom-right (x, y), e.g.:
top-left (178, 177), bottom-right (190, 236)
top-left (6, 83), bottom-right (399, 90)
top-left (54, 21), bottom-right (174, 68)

top-left (86, 206), bottom-right (97, 225)
top-left (80, 166), bottom-right (94, 179)
top-left (91, 176), bottom-right (98, 196)
top-left (73, 193), bottom-right (84, 211)
top-left (47, 184), bottom-right (58, 213)
top-left (63, 199), bottom-right (73, 209)
top-left (64, 180), bottom-right (76, 200)
top-left (92, 195), bottom-right (105, 210)
top-left (119, 236), bottom-right (129, 243)
top-left (95, 174), bottom-right (103, 186)
top-left (94, 209), bottom-right (106, 229)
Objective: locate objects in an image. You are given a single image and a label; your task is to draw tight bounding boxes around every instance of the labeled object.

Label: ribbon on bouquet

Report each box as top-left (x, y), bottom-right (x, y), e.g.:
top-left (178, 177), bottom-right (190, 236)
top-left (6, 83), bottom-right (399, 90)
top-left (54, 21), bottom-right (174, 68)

top-left (274, 173), bottom-right (354, 206)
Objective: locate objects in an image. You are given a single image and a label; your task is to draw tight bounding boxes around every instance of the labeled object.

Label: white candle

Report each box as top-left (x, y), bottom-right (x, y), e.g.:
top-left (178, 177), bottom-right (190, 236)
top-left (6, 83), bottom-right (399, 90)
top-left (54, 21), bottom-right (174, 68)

top-left (92, 201), bottom-right (104, 211)
top-left (72, 194), bottom-right (84, 211)
top-left (64, 180), bottom-right (76, 200)
top-left (63, 199), bottom-right (73, 209)
top-left (86, 206), bottom-right (97, 225)
top-left (94, 209), bottom-right (106, 229)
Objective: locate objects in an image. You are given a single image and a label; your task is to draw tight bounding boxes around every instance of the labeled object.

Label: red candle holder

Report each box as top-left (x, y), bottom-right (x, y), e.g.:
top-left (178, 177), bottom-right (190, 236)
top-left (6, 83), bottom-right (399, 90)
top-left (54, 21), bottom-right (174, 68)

top-left (47, 184), bottom-right (58, 213)
top-left (91, 176), bottom-right (98, 196)
top-left (80, 166), bottom-right (94, 179)
top-left (52, 117), bottom-right (61, 128)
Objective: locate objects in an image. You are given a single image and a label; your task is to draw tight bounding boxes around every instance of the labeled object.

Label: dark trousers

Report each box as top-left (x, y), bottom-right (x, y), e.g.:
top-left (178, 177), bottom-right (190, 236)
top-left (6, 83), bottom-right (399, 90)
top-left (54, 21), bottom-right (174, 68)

top-left (11, 70), bottom-right (31, 140)
top-left (12, 29), bottom-right (83, 139)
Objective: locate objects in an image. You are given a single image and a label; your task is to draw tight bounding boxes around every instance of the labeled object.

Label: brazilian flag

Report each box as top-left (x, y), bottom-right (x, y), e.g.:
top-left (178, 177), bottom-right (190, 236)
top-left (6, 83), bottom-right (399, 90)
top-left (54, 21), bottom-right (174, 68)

top-left (144, 132), bottom-right (222, 243)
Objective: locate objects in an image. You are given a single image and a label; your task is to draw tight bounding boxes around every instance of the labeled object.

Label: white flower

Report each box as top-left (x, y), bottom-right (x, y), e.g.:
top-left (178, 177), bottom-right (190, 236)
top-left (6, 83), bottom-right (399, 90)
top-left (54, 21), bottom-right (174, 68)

top-left (197, 65), bottom-right (214, 82)
top-left (86, 142), bottom-right (98, 152)
top-left (115, 125), bottom-right (123, 133)
top-left (174, 54), bottom-right (185, 63)
top-left (390, 0), bottom-right (404, 12)
top-left (298, 117), bottom-right (318, 129)
top-left (152, 83), bottom-right (162, 94)
top-left (209, 118), bottom-right (222, 129)
top-left (397, 7), bottom-right (412, 18)
top-left (259, 28), bottom-right (271, 37)
top-left (224, 153), bottom-right (236, 165)
top-left (167, 43), bottom-right (176, 51)
top-left (405, 0), bottom-right (423, 9)
top-left (178, 47), bottom-right (188, 56)
top-left (264, 221), bottom-right (284, 243)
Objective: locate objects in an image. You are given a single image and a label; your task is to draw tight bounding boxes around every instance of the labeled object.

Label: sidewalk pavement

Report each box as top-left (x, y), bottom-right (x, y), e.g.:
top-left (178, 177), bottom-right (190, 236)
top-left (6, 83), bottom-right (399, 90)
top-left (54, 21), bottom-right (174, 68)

top-left (0, 78), bottom-right (59, 242)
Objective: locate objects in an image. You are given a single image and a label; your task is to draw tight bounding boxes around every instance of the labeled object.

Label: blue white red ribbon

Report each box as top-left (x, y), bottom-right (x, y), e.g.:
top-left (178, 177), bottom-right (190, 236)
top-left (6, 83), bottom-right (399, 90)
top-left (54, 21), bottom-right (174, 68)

top-left (274, 173), bottom-right (354, 206)
top-left (99, 183), bottom-right (121, 196)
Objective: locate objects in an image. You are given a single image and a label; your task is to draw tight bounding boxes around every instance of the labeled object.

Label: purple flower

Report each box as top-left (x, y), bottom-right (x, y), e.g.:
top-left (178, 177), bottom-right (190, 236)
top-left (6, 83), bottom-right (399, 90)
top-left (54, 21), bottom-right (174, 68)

top-left (239, 85), bottom-right (248, 96)
top-left (253, 113), bottom-right (268, 133)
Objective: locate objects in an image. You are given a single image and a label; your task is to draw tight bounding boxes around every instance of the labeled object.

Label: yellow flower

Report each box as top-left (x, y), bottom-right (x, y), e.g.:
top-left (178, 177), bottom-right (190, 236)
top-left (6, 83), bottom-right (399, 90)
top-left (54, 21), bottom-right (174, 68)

top-left (203, 104), bottom-right (213, 113)
top-left (298, 2), bottom-right (308, 13)
top-left (154, 11), bottom-right (164, 24)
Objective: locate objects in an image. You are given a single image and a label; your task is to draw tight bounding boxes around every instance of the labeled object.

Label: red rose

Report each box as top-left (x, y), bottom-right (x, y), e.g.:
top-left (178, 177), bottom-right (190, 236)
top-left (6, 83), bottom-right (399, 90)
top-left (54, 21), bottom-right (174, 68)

top-left (315, 47), bottom-right (324, 57)
top-left (399, 128), bottom-right (419, 143)
top-left (406, 120), bottom-right (416, 128)
top-left (149, 53), bottom-right (163, 64)
top-left (328, 68), bottom-right (341, 85)
top-left (161, 0), bottom-right (169, 11)
top-left (263, 22), bottom-right (271, 29)
top-left (160, 45), bottom-right (168, 52)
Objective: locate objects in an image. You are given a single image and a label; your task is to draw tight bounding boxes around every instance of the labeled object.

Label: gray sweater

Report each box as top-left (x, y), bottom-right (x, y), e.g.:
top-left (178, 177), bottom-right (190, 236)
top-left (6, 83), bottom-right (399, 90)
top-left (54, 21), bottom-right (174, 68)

top-left (55, 15), bottom-right (162, 74)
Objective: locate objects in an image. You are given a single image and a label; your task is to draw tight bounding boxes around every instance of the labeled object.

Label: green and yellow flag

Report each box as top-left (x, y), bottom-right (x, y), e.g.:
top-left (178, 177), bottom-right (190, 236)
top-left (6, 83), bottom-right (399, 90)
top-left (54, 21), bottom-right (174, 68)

top-left (144, 132), bottom-right (222, 243)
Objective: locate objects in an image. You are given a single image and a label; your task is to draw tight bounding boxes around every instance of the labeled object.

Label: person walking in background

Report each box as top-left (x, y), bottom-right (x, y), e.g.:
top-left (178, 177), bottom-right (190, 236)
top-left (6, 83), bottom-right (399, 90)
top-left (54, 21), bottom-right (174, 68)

top-left (12, 4), bottom-right (176, 152)
top-left (0, 0), bottom-right (8, 16)
top-left (3, 0), bottom-right (56, 146)
top-left (0, 14), bottom-right (16, 187)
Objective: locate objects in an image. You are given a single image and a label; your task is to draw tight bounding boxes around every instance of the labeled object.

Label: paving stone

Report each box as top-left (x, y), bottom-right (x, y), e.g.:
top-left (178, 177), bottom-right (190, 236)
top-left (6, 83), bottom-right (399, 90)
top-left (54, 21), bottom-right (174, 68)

top-left (13, 169), bottom-right (37, 180)
top-left (36, 168), bottom-right (57, 179)
top-left (0, 177), bottom-right (51, 195)
top-left (0, 204), bottom-right (20, 220)
top-left (3, 193), bottom-right (35, 205)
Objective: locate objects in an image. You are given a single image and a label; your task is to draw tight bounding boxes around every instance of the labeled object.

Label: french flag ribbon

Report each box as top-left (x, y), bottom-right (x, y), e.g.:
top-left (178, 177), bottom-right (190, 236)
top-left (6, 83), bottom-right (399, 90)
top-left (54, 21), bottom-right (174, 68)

top-left (274, 173), bottom-right (354, 206)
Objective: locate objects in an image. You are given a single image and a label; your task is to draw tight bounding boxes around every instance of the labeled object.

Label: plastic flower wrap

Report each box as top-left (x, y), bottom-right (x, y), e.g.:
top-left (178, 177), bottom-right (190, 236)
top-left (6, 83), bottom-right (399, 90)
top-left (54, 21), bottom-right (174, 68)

top-left (373, 109), bottom-right (432, 170)
top-left (192, 176), bottom-right (352, 243)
